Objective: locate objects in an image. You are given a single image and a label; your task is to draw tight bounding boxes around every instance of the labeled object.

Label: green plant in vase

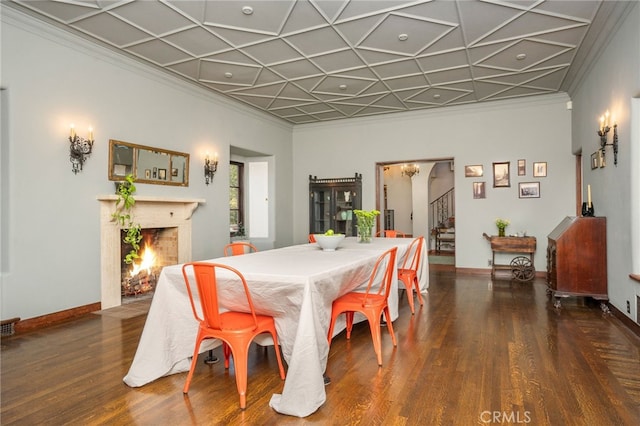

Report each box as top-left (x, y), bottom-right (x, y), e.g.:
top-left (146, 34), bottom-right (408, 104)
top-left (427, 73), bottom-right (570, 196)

top-left (495, 218), bottom-right (510, 237)
top-left (112, 174), bottom-right (142, 264)
top-left (353, 209), bottom-right (380, 243)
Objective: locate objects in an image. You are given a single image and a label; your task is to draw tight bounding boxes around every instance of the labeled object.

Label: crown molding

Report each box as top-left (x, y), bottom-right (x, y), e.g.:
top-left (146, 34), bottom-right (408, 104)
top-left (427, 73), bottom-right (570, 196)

top-left (1, 5), bottom-right (293, 131)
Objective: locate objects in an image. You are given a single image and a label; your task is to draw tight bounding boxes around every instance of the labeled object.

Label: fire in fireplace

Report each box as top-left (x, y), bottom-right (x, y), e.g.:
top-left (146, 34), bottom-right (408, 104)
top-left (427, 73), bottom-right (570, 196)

top-left (120, 227), bottom-right (178, 300)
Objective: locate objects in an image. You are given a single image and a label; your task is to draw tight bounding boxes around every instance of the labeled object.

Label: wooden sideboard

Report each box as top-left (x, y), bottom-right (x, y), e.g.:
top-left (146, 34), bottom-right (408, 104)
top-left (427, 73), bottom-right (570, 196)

top-left (546, 216), bottom-right (608, 309)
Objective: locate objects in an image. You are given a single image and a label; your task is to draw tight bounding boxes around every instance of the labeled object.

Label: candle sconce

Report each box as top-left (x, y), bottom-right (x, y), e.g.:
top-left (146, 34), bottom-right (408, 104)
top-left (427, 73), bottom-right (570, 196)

top-left (204, 153), bottom-right (218, 185)
top-left (596, 111), bottom-right (619, 166)
top-left (69, 124), bottom-right (94, 174)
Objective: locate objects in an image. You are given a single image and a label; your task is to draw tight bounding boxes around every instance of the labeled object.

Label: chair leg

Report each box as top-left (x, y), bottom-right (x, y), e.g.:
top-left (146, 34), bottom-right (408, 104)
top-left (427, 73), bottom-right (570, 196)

top-left (384, 306), bottom-right (397, 347)
top-left (413, 276), bottom-right (424, 306)
top-left (270, 331), bottom-right (286, 380)
top-left (400, 276), bottom-right (415, 314)
top-left (228, 345), bottom-right (249, 410)
top-left (223, 342), bottom-right (231, 369)
top-left (345, 311), bottom-right (354, 339)
top-left (366, 311), bottom-right (383, 366)
top-left (183, 336), bottom-right (203, 394)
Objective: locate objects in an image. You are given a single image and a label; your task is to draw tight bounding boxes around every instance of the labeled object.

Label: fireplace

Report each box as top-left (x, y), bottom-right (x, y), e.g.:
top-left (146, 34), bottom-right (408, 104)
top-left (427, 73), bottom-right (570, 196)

top-left (120, 227), bottom-right (178, 301)
top-left (98, 196), bottom-right (204, 309)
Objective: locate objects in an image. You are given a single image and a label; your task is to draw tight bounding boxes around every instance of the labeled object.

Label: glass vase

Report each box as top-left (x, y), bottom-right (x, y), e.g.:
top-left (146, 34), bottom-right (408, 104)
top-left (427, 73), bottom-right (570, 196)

top-left (357, 225), bottom-right (373, 243)
top-left (498, 227), bottom-right (506, 237)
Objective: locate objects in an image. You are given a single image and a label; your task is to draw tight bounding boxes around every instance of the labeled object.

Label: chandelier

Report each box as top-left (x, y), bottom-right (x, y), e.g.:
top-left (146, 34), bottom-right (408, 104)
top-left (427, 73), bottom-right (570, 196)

top-left (401, 163), bottom-right (420, 178)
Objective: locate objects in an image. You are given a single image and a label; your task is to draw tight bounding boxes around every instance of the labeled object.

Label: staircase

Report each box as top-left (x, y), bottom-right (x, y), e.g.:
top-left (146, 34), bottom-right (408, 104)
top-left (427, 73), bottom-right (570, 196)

top-left (430, 188), bottom-right (455, 253)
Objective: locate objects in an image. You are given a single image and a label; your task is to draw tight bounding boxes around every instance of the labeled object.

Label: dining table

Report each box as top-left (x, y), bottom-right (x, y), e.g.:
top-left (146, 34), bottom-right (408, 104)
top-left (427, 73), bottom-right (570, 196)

top-left (123, 237), bottom-right (428, 417)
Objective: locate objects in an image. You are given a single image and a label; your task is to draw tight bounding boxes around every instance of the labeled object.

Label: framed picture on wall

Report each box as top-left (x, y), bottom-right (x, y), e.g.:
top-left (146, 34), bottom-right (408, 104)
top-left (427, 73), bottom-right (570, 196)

top-left (517, 159), bottom-right (526, 176)
top-left (533, 162), bottom-right (547, 177)
top-left (158, 168), bottom-right (167, 180)
top-left (473, 182), bottom-right (486, 199)
top-left (519, 182), bottom-right (540, 198)
top-left (464, 165), bottom-right (483, 177)
top-left (492, 162), bottom-right (510, 187)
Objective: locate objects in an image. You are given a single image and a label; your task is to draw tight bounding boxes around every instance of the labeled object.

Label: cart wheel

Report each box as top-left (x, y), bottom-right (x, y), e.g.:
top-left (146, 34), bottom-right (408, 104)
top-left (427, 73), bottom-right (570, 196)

top-left (511, 256), bottom-right (534, 281)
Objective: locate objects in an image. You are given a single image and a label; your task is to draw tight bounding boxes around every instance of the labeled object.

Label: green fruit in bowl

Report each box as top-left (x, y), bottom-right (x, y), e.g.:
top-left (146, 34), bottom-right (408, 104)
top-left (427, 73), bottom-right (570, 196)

top-left (325, 229), bottom-right (334, 236)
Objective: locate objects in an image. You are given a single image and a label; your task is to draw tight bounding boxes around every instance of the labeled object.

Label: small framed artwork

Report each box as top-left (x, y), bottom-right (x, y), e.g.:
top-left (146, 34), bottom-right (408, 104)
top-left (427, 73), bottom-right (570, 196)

top-left (517, 159), bottom-right (526, 176)
top-left (519, 182), bottom-right (540, 198)
top-left (492, 162), bottom-right (510, 187)
top-left (172, 168), bottom-right (178, 177)
top-left (145, 169), bottom-right (151, 179)
top-left (158, 168), bottom-right (167, 180)
top-left (590, 152), bottom-right (599, 169)
top-left (473, 182), bottom-right (486, 199)
top-left (533, 162), bottom-right (547, 177)
top-left (153, 167), bottom-right (158, 178)
top-left (465, 165), bottom-right (483, 177)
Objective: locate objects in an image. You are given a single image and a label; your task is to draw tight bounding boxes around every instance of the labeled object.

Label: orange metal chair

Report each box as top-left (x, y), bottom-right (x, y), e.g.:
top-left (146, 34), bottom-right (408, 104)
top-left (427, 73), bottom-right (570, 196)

top-left (375, 230), bottom-right (405, 238)
top-left (308, 234), bottom-right (316, 243)
top-left (224, 241), bottom-right (258, 256)
top-left (398, 236), bottom-right (425, 314)
top-left (327, 247), bottom-right (398, 366)
top-left (181, 262), bottom-right (285, 409)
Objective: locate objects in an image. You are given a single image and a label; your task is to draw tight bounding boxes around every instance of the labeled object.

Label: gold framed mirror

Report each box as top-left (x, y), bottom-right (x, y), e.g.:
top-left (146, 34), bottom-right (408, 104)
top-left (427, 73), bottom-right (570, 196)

top-left (108, 139), bottom-right (190, 186)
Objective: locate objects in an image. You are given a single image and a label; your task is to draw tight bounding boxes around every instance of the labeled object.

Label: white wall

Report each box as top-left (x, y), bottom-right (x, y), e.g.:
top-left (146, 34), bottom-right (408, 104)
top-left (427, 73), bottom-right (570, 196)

top-left (382, 165), bottom-right (412, 233)
top-left (0, 9), bottom-right (293, 319)
top-left (293, 94), bottom-right (575, 273)
top-left (571, 3), bottom-right (640, 320)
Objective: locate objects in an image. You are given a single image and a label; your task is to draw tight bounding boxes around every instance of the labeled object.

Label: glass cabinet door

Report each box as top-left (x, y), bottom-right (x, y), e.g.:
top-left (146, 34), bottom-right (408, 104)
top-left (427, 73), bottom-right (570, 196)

top-left (333, 188), bottom-right (355, 236)
top-left (310, 189), bottom-right (331, 234)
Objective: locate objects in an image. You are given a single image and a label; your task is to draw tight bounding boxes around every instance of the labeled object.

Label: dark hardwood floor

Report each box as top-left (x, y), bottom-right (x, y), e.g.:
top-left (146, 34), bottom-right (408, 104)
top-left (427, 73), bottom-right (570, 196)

top-left (2, 270), bottom-right (639, 425)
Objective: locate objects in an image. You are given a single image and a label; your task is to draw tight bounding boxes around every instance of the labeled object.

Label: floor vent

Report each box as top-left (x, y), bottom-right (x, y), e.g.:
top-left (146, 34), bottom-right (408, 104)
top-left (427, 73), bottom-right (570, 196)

top-left (1, 317), bottom-right (20, 337)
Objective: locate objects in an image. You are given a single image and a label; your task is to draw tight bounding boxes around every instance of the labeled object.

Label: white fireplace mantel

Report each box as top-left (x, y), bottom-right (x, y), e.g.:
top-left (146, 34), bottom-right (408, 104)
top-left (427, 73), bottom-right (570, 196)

top-left (98, 196), bottom-right (205, 309)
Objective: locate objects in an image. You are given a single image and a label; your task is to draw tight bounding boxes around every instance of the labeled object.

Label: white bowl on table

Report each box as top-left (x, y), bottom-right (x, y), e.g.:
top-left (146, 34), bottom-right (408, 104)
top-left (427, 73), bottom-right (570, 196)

top-left (314, 234), bottom-right (345, 251)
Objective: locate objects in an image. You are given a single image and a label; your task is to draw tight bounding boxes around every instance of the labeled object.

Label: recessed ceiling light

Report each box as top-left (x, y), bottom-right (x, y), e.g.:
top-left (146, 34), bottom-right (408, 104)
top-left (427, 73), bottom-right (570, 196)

top-left (225, 72), bottom-right (233, 78)
top-left (398, 33), bottom-right (408, 41)
top-left (433, 94), bottom-right (441, 99)
top-left (516, 53), bottom-right (526, 60)
top-left (242, 6), bottom-right (253, 15)
top-left (339, 84), bottom-right (347, 90)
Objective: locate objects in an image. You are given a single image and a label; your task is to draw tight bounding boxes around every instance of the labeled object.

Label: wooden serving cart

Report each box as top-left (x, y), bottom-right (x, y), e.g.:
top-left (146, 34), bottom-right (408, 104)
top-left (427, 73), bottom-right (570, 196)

top-left (483, 233), bottom-right (536, 281)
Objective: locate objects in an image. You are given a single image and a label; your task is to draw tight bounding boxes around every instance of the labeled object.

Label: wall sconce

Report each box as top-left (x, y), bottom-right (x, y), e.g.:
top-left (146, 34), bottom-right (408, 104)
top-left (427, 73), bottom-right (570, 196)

top-left (69, 124), bottom-right (94, 174)
top-left (204, 152), bottom-right (218, 185)
top-left (401, 163), bottom-right (420, 178)
top-left (597, 110), bottom-right (619, 166)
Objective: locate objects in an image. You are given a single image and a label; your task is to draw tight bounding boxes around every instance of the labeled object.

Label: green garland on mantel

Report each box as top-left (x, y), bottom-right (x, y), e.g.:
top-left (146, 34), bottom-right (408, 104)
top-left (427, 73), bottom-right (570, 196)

top-left (111, 174), bottom-right (142, 264)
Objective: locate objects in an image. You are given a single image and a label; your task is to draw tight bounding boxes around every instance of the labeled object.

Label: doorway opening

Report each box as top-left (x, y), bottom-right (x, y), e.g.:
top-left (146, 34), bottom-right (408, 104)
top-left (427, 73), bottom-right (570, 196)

top-left (376, 159), bottom-right (455, 268)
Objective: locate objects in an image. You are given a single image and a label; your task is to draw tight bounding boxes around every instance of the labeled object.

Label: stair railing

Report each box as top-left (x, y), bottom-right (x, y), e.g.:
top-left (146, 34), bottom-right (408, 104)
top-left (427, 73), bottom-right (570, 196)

top-left (430, 188), bottom-right (455, 230)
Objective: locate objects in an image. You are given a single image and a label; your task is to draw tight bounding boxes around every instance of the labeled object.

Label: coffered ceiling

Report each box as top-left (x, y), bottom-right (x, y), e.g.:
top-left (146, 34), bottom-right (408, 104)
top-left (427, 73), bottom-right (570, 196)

top-left (6, 0), bottom-right (629, 124)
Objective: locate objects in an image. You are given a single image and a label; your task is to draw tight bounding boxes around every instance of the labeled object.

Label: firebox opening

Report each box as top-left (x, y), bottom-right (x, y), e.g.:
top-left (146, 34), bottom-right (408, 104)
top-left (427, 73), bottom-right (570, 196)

top-left (120, 227), bottom-right (178, 303)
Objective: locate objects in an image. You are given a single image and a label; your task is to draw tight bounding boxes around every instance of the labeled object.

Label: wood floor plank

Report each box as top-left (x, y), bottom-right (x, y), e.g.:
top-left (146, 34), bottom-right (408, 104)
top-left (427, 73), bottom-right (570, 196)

top-left (2, 270), bottom-right (639, 425)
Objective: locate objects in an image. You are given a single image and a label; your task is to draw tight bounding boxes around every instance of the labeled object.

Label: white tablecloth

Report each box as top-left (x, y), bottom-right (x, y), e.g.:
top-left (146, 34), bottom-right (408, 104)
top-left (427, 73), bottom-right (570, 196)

top-left (123, 237), bottom-right (428, 417)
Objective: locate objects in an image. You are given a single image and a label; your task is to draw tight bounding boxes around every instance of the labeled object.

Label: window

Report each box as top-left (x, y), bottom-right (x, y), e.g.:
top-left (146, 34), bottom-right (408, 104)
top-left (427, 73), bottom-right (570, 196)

top-left (229, 161), bottom-right (244, 236)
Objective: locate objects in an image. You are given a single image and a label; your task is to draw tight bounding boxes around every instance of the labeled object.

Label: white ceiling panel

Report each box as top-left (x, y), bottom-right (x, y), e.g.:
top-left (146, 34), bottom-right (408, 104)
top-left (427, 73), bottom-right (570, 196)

top-left (7, 0), bottom-right (630, 123)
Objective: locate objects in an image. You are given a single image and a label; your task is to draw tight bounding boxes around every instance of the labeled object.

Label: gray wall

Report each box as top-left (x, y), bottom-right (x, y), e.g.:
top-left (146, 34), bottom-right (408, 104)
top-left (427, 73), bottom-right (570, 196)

top-left (292, 94), bottom-right (575, 273)
top-left (571, 3), bottom-right (639, 321)
top-left (1, 9), bottom-right (293, 319)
